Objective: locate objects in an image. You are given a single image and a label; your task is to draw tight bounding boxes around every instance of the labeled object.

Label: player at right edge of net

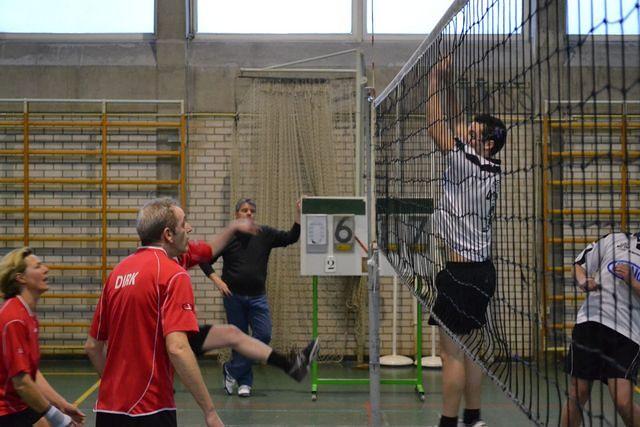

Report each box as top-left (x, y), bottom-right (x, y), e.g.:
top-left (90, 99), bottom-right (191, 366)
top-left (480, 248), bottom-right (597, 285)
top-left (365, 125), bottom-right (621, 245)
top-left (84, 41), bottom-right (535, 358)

top-left (561, 232), bottom-right (640, 427)
top-left (425, 57), bottom-right (507, 427)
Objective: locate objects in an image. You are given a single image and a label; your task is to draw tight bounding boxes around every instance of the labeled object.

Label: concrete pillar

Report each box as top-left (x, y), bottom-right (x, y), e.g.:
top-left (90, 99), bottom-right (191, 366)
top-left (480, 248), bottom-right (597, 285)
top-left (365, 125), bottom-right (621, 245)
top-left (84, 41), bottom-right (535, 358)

top-left (155, 0), bottom-right (187, 104)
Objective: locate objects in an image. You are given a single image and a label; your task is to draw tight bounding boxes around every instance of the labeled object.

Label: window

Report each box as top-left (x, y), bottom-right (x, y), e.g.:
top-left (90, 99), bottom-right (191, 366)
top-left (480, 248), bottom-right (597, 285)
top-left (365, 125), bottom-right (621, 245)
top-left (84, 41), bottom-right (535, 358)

top-left (566, 0), bottom-right (639, 35)
top-left (196, 0), bottom-right (351, 34)
top-left (366, 0), bottom-right (454, 34)
top-left (0, 0), bottom-right (154, 33)
top-left (446, 0), bottom-right (523, 35)
top-left (367, 0), bottom-right (522, 35)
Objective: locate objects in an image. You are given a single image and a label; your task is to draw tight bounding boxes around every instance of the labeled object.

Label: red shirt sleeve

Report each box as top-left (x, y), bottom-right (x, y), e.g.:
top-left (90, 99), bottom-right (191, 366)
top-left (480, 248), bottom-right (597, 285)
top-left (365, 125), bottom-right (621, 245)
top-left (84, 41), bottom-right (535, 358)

top-left (179, 240), bottom-right (213, 270)
top-left (2, 321), bottom-right (32, 378)
top-left (89, 293), bottom-right (109, 341)
top-left (162, 272), bottom-right (199, 337)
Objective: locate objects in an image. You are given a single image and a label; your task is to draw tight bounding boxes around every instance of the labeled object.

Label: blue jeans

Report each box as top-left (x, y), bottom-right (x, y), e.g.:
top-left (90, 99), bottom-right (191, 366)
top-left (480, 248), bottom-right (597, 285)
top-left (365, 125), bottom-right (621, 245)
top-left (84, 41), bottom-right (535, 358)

top-left (223, 293), bottom-right (272, 387)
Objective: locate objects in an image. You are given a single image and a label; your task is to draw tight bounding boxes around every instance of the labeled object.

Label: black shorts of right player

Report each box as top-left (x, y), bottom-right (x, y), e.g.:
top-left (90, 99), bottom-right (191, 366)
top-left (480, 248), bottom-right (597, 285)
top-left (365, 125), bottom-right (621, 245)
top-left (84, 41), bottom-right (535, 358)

top-left (565, 321), bottom-right (640, 384)
top-left (428, 260), bottom-right (496, 335)
top-left (96, 409), bottom-right (177, 427)
top-left (0, 408), bottom-right (41, 427)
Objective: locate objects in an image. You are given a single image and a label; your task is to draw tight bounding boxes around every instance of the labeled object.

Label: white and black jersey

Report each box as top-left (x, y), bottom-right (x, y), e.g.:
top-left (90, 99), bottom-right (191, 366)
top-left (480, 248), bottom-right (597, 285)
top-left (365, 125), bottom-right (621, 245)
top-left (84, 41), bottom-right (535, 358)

top-left (574, 232), bottom-right (640, 344)
top-left (434, 138), bottom-right (501, 262)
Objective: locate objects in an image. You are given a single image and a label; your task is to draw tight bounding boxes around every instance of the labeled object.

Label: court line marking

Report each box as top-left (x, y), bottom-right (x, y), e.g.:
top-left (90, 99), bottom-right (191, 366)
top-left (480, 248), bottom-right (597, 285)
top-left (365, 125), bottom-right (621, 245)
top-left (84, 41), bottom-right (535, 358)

top-left (74, 379), bottom-right (101, 406)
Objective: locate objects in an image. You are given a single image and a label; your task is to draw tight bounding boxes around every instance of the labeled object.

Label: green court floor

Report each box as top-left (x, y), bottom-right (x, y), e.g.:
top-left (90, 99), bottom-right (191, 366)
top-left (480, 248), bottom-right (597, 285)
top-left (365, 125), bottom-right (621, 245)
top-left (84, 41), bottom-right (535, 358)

top-left (41, 359), bottom-right (540, 426)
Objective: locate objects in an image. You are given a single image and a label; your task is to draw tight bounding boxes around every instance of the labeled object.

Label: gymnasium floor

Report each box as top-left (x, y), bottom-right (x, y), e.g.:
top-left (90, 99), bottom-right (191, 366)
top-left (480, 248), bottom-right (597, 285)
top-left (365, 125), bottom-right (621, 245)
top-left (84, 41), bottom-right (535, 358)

top-left (42, 360), bottom-right (536, 426)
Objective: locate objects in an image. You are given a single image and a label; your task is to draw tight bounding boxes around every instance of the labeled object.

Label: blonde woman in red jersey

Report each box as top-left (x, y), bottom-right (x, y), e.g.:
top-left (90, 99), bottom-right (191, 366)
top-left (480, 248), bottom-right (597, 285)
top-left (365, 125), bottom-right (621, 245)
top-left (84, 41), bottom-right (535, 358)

top-left (0, 247), bottom-right (85, 427)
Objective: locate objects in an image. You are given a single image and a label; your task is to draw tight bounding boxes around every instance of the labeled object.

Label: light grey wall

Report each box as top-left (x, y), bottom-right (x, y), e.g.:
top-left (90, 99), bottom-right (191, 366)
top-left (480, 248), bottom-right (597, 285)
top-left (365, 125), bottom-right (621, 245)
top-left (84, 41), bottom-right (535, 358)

top-left (1, 0), bottom-right (635, 111)
top-left (0, 0), bottom-right (419, 112)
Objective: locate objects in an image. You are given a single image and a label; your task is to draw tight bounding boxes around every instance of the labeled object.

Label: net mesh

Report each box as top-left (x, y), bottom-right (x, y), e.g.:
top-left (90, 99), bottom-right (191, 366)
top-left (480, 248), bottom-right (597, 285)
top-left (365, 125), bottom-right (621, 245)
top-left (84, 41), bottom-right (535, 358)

top-left (232, 77), bottom-right (367, 362)
top-left (374, 0), bottom-right (639, 425)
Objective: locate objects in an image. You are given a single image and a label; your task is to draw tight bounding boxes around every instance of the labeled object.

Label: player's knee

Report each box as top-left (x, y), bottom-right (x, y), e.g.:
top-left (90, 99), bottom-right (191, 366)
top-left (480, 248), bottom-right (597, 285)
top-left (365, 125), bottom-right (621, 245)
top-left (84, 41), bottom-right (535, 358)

top-left (439, 351), bottom-right (452, 365)
top-left (440, 351), bottom-right (463, 368)
top-left (569, 380), bottom-right (590, 404)
top-left (440, 344), bottom-right (464, 363)
top-left (226, 324), bottom-right (245, 344)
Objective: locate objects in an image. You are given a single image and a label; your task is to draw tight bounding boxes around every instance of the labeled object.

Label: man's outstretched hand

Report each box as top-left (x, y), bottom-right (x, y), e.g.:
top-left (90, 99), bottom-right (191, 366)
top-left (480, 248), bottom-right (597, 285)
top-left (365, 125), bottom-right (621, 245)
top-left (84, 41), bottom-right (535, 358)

top-left (231, 218), bottom-right (260, 235)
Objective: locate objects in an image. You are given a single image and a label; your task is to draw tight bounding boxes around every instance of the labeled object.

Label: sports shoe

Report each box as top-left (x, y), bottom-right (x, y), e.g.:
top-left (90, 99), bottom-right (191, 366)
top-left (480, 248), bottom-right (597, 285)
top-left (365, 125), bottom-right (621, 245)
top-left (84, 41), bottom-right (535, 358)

top-left (237, 385), bottom-right (251, 397)
top-left (458, 420), bottom-right (488, 427)
top-left (222, 364), bottom-right (236, 395)
top-left (287, 337), bottom-right (320, 382)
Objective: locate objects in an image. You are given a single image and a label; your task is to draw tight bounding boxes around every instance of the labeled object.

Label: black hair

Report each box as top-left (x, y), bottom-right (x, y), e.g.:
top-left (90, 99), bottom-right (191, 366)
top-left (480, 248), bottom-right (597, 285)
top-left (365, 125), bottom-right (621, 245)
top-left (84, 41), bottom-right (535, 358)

top-left (474, 114), bottom-right (507, 156)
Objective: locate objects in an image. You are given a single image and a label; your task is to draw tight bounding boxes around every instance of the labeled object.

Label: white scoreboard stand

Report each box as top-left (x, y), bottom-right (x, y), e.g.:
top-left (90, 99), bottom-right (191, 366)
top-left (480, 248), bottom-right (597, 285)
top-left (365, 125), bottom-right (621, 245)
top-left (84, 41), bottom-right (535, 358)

top-left (300, 196), bottom-right (367, 276)
top-left (300, 196), bottom-right (394, 277)
top-left (301, 196), bottom-right (424, 401)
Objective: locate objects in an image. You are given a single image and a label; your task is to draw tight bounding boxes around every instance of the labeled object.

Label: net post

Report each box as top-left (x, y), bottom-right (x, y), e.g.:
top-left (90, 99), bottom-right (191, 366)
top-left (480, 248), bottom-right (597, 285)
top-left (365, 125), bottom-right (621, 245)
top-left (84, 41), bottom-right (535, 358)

top-left (311, 275), bottom-right (319, 398)
top-left (415, 283), bottom-right (423, 377)
top-left (367, 245), bottom-right (381, 427)
top-left (366, 86), bottom-right (381, 426)
top-left (355, 49), bottom-right (366, 197)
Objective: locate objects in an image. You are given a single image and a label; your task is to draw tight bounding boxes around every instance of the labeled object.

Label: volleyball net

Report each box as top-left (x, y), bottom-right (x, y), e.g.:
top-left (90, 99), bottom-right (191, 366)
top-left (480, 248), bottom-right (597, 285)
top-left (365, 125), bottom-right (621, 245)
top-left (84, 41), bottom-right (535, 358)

top-left (373, 0), bottom-right (639, 424)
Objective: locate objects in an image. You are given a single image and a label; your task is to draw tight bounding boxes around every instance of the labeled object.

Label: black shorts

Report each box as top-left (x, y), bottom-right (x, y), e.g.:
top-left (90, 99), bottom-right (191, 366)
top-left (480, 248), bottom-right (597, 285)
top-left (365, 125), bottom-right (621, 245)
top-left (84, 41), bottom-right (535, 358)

top-left (0, 408), bottom-right (41, 426)
top-left (428, 260), bottom-right (496, 335)
top-left (96, 410), bottom-right (177, 427)
top-left (188, 324), bottom-right (212, 357)
top-left (564, 321), bottom-right (640, 384)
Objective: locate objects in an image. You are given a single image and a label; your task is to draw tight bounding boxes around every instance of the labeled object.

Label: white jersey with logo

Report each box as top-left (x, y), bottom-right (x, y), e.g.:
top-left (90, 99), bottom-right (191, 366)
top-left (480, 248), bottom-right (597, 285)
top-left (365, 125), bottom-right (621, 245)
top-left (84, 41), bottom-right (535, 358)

top-left (574, 232), bottom-right (640, 344)
top-left (434, 139), bottom-right (501, 261)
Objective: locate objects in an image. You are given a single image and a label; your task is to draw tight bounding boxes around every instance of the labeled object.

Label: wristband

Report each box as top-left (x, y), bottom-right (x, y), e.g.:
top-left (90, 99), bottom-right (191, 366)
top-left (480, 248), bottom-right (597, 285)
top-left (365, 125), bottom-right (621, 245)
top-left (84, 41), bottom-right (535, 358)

top-left (199, 262), bottom-right (215, 277)
top-left (44, 404), bottom-right (72, 427)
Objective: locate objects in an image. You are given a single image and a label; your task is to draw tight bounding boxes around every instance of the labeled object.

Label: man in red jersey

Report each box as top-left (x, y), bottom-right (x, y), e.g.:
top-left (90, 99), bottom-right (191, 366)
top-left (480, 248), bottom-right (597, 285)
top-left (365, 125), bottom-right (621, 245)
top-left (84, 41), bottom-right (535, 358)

top-left (85, 198), bottom-right (318, 427)
top-left (85, 198), bottom-right (223, 427)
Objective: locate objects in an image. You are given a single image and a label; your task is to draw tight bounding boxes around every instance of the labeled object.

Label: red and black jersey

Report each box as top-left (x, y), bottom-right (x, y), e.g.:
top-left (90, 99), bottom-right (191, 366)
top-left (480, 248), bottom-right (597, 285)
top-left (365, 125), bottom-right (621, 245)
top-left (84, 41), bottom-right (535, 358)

top-left (177, 241), bottom-right (213, 270)
top-left (90, 246), bottom-right (199, 416)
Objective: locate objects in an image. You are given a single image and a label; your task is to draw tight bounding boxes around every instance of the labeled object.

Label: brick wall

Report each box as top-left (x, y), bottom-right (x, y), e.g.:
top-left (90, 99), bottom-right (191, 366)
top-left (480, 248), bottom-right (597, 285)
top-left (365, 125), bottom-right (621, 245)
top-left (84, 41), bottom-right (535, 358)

top-left (0, 109), bottom-right (433, 359)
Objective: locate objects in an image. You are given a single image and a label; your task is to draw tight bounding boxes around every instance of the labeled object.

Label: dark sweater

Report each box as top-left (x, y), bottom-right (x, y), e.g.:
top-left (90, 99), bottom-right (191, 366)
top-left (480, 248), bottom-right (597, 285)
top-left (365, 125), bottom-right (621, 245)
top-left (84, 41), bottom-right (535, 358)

top-left (200, 223), bottom-right (300, 296)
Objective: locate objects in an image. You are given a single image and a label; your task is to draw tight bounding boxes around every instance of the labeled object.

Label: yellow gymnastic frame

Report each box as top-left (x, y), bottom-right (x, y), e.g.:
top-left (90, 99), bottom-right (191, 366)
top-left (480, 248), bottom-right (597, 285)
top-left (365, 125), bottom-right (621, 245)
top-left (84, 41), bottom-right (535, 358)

top-left (0, 99), bottom-right (186, 353)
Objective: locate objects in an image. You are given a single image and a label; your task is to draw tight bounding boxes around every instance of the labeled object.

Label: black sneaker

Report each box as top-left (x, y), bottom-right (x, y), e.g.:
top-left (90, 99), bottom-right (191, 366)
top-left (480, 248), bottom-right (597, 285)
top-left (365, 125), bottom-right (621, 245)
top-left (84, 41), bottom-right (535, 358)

top-left (287, 338), bottom-right (320, 382)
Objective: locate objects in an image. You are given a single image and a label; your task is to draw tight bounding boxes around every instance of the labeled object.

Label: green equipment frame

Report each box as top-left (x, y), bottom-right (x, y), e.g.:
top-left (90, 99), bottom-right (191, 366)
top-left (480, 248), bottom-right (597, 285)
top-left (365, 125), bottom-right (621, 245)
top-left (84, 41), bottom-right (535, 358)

top-left (310, 275), bottom-right (425, 401)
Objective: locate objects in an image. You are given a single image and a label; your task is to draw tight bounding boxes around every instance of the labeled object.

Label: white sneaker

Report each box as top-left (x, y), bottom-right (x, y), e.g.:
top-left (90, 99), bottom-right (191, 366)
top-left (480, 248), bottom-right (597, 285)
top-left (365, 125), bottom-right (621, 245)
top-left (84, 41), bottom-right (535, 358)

top-left (222, 364), bottom-right (236, 395)
top-left (458, 420), bottom-right (487, 427)
top-left (237, 385), bottom-right (251, 397)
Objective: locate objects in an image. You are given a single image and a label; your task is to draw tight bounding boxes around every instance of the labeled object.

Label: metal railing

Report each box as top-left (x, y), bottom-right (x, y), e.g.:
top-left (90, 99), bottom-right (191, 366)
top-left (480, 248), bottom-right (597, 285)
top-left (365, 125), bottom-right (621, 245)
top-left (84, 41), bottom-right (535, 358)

top-left (0, 99), bottom-right (186, 353)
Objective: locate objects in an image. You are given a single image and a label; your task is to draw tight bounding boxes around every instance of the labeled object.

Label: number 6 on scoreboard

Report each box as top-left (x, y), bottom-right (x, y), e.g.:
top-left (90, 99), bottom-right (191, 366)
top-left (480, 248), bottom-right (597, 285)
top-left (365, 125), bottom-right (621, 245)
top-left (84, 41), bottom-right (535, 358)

top-left (333, 215), bottom-right (355, 252)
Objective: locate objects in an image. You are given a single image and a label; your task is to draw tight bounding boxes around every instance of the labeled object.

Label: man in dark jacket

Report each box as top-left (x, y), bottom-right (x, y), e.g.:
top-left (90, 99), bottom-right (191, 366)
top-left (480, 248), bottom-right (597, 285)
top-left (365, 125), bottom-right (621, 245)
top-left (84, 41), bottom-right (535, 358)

top-left (200, 198), bottom-right (300, 397)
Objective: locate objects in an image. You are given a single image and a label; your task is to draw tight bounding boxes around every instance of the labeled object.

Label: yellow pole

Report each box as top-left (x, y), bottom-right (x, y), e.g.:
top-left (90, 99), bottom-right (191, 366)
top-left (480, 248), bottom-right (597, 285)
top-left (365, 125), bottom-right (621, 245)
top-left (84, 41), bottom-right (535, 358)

top-left (549, 150), bottom-right (640, 159)
top-left (22, 101), bottom-right (30, 246)
top-left (101, 103), bottom-right (108, 284)
top-left (549, 208), bottom-right (640, 215)
top-left (541, 116), bottom-right (550, 353)
top-left (180, 114), bottom-right (187, 208)
top-left (621, 115), bottom-right (628, 232)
